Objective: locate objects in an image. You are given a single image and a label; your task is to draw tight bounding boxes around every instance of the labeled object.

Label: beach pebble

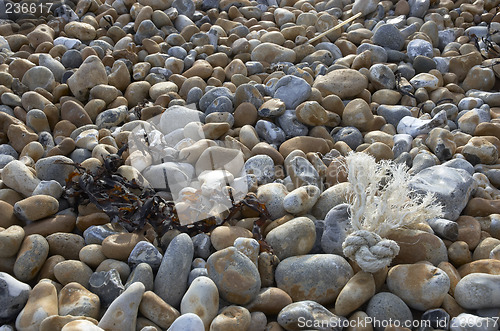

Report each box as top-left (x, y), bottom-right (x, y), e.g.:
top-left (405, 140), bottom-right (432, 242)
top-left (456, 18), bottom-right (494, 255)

top-left (278, 301), bottom-right (345, 331)
top-left (454, 273), bottom-right (500, 310)
top-left (2, 160), bottom-right (41, 197)
top-left (167, 313), bottom-right (204, 331)
top-left (67, 55), bottom-right (108, 101)
top-left (88, 269), bottom-right (125, 308)
top-left (98, 282), bottom-right (145, 331)
top-left (180, 276), bottom-right (218, 329)
top-left (128, 241), bottom-right (162, 271)
top-left (206, 246), bottom-right (261, 305)
top-left (313, 69), bottom-right (368, 99)
top-left (14, 234), bottom-right (49, 282)
top-left (154, 233), bottom-right (193, 308)
top-left (46, 232), bottom-right (85, 260)
top-left (387, 264), bottom-right (450, 311)
top-left (54, 260), bottom-right (93, 287)
top-left (0, 272), bottom-right (30, 324)
top-left (58, 282), bottom-right (100, 319)
top-left (210, 306), bottom-right (251, 331)
top-left (15, 282), bottom-right (58, 331)
top-left (14, 195), bottom-right (59, 222)
top-left (246, 287), bottom-right (293, 316)
top-left (139, 291), bottom-right (180, 329)
top-left (366, 292), bottom-right (413, 331)
top-left (266, 217), bottom-right (317, 260)
top-left (334, 271), bottom-right (376, 316)
top-left (321, 204), bottom-right (351, 255)
top-left (283, 185), bottom-right (321, 215)
top-left (275, 254), bottom-right (353, 304)
top-left (0, 225), bottom-right (25, 258)
top-left (409, 165), bottom-right (475, 221)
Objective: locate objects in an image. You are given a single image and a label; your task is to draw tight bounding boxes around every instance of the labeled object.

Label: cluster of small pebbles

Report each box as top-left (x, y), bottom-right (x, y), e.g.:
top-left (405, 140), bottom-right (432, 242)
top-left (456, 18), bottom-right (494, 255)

top-left (1, 0), bottom-right (500, 330)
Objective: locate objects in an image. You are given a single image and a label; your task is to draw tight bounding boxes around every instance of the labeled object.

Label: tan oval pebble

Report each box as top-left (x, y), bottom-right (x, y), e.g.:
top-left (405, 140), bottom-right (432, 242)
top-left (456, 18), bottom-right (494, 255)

top-left (96, 259), bottom-right (130, 283)
top-left (458, 259), bottom-right (500, 277)
top-left (335, 271), bottom-right (376, 316)
top-left (313, 69), bottom-right (368, 99)
top-left (79, 244), bottom-right (107, 269)
top-left (387, 263), bottom-right (450, 311)
top-left (437, 261), bottom-right (462, 296)
top-left (101, 232), bottom-right (147, 261)
top-left (61, 319), bottom-right (103, 331)
top-left (7, 127), bottom-right (39, 153)
top-left (20, 141), bottom-right (45, 162)
top-left (139, 291), bottom-right (180, 329)
top-left (76, 212), bottom-right (110, 231)
top-left (0, 225), bottom-right (25, 258)
top-left (15, 281), bottom-right (58, 331)
top-left (2, 160), bottom-right (41, 197)
top-left (14, 234), bottom-right (49, 282)
top-left (283, 185), bottom-right (321, 215)
top-left (265, 217), bottom-right (316, 261)
top-left (180, 276), bottom-right (218, 329)
top-left (46, 232), bottom-right (85, 260)
top-left (279, 136), bottom-right (330, 159)
top-left (362, 142), bottom-right (394, 161)
top-left (0, 200), bottom-right (21, 228)
top-left (246, 287), bottom-right (293, 315)
top-left (59, 282), bottom-right (100, 319)
top-left (13, 195), bottom-right (59, 222)
top-left (54, 260), bottom-right (93, 287)
top-left (39, 315), bottom-right (99, 331)
top-left (210, 225), bottom-right (253, 251)
top-left (387, 229), bottom-right (448, 266)
top-left (456, 216), bottom-right (482, 250)
top-left (346, 311), bottom-right (374, 331)
top-left (24, 214), bottom-right (76, 236)
top-left (38, 254), bottom-right (65, 281)
top-left (448, 241), bottom-right (472, 267)
top-left (210, 305), bottom-right (251, 331)
top-left (342, 98), bottom-right (375, 132)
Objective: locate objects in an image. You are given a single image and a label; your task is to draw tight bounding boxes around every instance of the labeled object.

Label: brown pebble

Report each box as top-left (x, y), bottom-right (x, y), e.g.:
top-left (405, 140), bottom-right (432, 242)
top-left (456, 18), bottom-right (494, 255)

top-left (101, 232), bottom-right (147, 261)
top-left (38, 254), bottom-right (65, 282)
top-left (46, 232), bottom-right (86, 260)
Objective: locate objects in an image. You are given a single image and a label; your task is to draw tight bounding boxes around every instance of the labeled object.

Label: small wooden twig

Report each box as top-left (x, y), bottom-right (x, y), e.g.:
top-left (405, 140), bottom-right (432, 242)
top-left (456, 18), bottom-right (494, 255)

top-left (307, 12), bottom-right (362, 44)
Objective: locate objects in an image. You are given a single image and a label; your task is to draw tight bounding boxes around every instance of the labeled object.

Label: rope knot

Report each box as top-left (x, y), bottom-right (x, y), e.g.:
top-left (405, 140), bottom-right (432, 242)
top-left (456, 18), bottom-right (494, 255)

top-left (342, 230), bottom-right (400, 273)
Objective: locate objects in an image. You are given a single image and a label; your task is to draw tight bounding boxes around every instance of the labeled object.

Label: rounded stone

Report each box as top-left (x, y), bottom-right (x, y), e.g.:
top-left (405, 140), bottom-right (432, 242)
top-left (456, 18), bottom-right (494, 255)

top-left (265, 217), bottom-right (317, 260)
top-left (46, 232), bottom-right (85, 260)
top-left (313, 69), bottom-right (368, 99)
top-left (366, 292), bottom-right (413, 331)
top-left (206, 246), bottom-right (261, 305)
top-left (283, 185), bottom-right (321, 215)
top-left (138, 291), bottom-right (180, 329)
top-left (454, 273), bottom-right (500, 310)
top-left (14, 234), bottom-right (49, 282)
top-left (53, 260), bottom-right (93, 287)
top-left (58, 282), bottom-right (100, 319)
top-left (275, 254), bottom-right (353, 305)
top-left (180, 276), bottom-right (219, 330)
top-left (210, 306), bottom-right (251, 331)
top-left (210, 226), bottom-right (253, 251)
top-left (387, 264), bottom-right (450, 311)
top-left (0, 225), bottom-right (25, 258)
top-left (334, 271), bottom-right (376, 316)
top-left (14, 195), bottom-right (59, 224)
